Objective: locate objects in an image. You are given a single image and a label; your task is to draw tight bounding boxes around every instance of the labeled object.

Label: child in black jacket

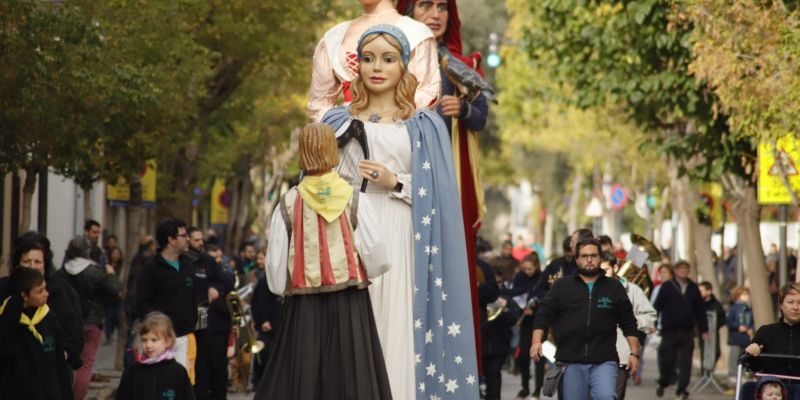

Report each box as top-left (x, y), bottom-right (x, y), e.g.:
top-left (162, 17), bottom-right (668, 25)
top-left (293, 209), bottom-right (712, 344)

top-left (0, 267), bottom-right (72, 400)
top-left (116, 311), bottom-right (194, 400)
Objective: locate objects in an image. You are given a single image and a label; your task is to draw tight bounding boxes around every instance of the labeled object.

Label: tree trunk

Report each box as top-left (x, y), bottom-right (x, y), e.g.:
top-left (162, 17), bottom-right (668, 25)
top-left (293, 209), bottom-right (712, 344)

top-left (19, 167), bottom-right (37, 234)
top-left (82, 183), bottom-right (93, 222)
top-left (567, 171), bottom-right (584, 233)
top-left (115, 173), bottom-right (143, 370)
top-left (722, 174), bottom-right (775, 327)
top-left (652, 187), bottom-right (670, 249)
top-left (225, 154), bottom-right (254, 255)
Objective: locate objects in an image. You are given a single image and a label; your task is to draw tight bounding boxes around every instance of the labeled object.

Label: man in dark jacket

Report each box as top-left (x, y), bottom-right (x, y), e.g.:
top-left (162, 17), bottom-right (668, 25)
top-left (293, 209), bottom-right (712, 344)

top-left (653, 261), bottom-right (709, 399)
top-left (188, 227), bottom-right (233, 400)
top-left (699, 281), bottom-right (726, 371)
top-left (506, 253), bottom-right (544, 399)
top-left (135, 219), bottom-right (197, 382)
top-left (58, 236), bottom-right (120, 400)
top-left (250, 259), bottom-right (282, 388)
top-left (482, 268), bottom-right (520, 400)
top-left (532, 238), bottom-right (640, 400)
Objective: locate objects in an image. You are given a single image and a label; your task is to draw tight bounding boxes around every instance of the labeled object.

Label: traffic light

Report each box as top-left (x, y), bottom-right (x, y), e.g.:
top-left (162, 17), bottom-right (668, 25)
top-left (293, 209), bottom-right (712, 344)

top-left (487, 32), bottom-right (501, 69)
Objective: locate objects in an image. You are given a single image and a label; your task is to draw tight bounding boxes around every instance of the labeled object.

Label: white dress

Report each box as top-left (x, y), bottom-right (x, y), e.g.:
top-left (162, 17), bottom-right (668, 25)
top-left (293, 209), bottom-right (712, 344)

top-left (344, 121), bottom-right (416, 400)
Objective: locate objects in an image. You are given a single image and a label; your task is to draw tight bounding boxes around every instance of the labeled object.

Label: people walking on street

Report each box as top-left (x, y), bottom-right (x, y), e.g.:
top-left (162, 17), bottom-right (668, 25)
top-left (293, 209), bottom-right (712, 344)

top-left (250, 255), bottom-right (282, 389)
top-left (135, 219), bottom-right (198, 383)
top-left (508, 253), bottom-right (544, 399)
top-left (116, 312), bottom-right (194, 400)
top-left (187, 226), bottom-right (233, 400)
top-left (59, 235), bottom-right (120, 400)
top-left (0, 267), bottom-right (73, 400)
top-left (482, 268), bottom-right (521, 400)
top-left (727, 286), bottom-right (754, 379)
top-left (652, 260), bottom-right (709, 399)
top-left (599, 251), bottom-right (656, 399)
top-left (83, 219), bottom-right (109, 267)
top-left (0, 233), bottom-right (85, 371)
top-left (699, 281), bottom-right (726, 372)
top-left (104, 246), bottom-right (123, 344)
top-left (531, 237), bottom-right (640, 400)
top-left (744, 282), bottom-right (800, 381)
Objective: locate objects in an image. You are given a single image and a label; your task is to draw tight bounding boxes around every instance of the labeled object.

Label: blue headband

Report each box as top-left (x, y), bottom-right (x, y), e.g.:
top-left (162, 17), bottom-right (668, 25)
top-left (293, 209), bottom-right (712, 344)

top-left (356, 24), bottom-right (411, 67)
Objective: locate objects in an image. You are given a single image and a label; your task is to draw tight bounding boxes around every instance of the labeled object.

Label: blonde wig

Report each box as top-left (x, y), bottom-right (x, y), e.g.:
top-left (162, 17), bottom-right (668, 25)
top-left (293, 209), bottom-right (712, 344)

top-left (349, 33), bottom-right (418, 121)
top-left (299, 123), bottom-right (339, 174)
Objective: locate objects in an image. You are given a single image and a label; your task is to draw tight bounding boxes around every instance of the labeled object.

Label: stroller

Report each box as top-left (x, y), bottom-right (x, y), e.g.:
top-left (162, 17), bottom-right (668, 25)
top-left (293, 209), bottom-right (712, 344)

top-left (736, 353), bottom-right (800, 400)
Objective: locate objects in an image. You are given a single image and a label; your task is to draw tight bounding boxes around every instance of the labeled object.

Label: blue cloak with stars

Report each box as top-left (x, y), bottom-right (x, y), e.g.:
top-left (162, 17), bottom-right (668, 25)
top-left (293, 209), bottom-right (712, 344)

top-left (323, 106), bottom-right (479, 399)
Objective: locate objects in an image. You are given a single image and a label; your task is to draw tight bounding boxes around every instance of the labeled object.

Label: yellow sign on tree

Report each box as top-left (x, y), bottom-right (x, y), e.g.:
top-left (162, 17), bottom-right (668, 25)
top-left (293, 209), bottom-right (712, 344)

top-left (758, 135), bottom-right (800, 204)
top-left (107, 160), bottom-right (157, 205)
top-left (699, 183), bottom-right (723, 230)
top-left (210, 179), bottom-right (229, 225)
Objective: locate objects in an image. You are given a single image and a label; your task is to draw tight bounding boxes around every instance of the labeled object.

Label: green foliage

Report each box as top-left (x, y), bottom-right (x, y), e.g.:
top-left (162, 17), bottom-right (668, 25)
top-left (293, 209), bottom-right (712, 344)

top-left (523, 0), bottom-right (747, 181)
top-left (687, 0), bottom-right (800, 144)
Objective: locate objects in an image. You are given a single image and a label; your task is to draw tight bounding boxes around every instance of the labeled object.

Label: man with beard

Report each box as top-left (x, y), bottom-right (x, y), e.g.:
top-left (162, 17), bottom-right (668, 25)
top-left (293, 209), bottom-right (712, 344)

top-left (187, 227), bottom-right (233, 400)
top-left (531, 228), bottom-right (593, 301)
top-left (531, 238), bottom-right (640, 400)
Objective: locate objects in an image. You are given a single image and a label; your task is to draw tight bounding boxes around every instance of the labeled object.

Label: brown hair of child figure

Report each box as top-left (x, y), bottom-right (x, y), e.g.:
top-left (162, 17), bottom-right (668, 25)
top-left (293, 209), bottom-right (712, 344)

top-left (299, 123), bottom-right (339, 174)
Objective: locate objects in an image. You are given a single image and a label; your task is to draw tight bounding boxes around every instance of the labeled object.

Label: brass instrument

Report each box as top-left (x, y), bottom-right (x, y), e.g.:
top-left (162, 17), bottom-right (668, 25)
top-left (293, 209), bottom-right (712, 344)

top-left (486, 298), bottom-right (507, 322)
top-left (617, 234), bottom-right (660, 297)
top-left (225, 283), bottom-right (265, 392)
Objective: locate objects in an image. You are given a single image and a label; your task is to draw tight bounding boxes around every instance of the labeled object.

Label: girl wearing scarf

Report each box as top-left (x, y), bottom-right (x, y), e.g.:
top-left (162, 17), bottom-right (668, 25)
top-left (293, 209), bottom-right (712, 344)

top-left (323, 25), bottom-right (479, 400)
top-left (254, 123), bottom-right (392, 399)
top-left (116, 312), bottom-right (193, 400)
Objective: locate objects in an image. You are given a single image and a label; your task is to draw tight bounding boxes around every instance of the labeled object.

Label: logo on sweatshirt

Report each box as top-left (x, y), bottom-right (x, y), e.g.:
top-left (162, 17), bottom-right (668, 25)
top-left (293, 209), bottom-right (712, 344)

top-left (185, 277), bottom-right (194, 288)
top-left (42, 336), bottom-right (56, 352)
top-left (597, 296), bottom-right (613, 309)
top-left (161, 389), bottom-right (176, 400)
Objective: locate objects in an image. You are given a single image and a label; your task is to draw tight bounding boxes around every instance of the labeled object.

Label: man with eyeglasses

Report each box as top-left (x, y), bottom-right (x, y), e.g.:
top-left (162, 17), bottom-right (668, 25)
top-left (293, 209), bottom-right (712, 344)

top-left (135, 219), bottom-right (199, 382)
top-left (531, 238), bottom-right (640, 400)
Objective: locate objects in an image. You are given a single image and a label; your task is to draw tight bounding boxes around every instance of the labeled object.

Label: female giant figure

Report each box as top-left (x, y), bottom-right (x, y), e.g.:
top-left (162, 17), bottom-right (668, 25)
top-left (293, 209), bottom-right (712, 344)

top-left (323, 25), bottom-right (478, 400)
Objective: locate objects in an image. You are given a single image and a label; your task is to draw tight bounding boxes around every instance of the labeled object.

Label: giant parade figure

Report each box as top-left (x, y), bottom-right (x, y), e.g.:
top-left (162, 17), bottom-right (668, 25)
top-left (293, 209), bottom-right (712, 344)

top-left (308, 0), bottom-right (441, 122)
top-left (255, 123), bottom-right (392, 399)
top-left (397, 0), bottom-right (493, 368)
top-left (323, 25), bottom-right (480, 400)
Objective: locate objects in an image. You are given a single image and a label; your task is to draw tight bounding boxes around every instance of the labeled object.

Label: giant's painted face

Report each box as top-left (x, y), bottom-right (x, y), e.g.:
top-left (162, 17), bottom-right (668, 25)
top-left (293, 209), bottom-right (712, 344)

top-left (412, 0), bottom-right (449, 41)
top-left (359, 35), bottom-right (403, 97)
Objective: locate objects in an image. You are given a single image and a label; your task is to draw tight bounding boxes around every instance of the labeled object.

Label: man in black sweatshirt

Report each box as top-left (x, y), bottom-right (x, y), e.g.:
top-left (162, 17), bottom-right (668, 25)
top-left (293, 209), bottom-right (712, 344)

top-left (135, 219), bottom-right (197, 384)
top-left (531, 238), bottom-right (640, 400)
top-left (652, 261), bottom-right (709, 400)
top-left (187, 226), bottom-right (232, 400)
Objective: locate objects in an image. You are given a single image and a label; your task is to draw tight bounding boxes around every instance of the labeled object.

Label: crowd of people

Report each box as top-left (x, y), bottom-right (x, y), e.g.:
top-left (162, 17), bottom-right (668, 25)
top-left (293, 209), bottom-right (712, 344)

top-left (0, 219), bottom-right (282, 400)
top-left (4, 0), bottom-right (800, 399)
top-left (477, 230), bottom-right (800, 400)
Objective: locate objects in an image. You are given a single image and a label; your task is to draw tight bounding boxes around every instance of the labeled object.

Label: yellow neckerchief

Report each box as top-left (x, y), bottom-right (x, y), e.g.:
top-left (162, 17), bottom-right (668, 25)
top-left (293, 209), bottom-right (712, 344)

top-left (0, 296), bottom-right (50, 343)
top-left (297, 171), bottom-right (353, 223)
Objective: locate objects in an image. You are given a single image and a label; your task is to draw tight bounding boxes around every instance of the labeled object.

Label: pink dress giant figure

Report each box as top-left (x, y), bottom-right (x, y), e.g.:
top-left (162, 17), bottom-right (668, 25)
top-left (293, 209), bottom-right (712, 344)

top-left (307, 0), bottom-right (440, 122)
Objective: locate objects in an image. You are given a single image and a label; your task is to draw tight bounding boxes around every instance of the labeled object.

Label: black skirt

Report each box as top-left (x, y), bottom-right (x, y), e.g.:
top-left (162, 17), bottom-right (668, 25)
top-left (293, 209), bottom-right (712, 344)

top-left (254, 286), bottom-right (392, 399)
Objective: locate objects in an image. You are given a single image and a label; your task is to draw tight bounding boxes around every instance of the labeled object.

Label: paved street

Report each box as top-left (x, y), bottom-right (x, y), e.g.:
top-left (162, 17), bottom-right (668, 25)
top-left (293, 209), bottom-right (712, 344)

top-left (90, 333), bottom-right (733, 400)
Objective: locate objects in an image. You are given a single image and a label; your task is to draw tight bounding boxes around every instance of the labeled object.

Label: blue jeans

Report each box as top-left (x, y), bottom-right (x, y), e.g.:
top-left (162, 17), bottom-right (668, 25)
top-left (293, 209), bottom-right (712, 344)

top-left (562, 361), bottom-right (618, 400)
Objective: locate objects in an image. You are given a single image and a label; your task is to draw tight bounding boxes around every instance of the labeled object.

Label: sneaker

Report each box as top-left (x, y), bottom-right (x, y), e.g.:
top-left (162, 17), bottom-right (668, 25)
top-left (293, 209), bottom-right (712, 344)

top-left (633, 374), bottom-right (642, 385)
top-left (676, 392), bottom-right (689, 400)
top-left (655, 385), bottom-right (665, 398)
top-left (516, 389), bottom-right (530, 399)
